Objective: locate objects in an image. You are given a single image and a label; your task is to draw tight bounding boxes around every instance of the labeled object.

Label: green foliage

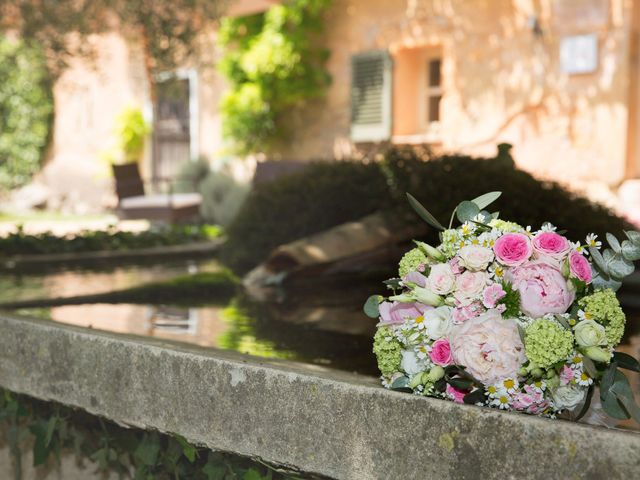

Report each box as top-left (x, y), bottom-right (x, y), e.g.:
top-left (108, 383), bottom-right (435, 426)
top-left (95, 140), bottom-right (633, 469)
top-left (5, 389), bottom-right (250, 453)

top-left (116, 106), bottom-right (151, 163)
top-left (0, 224), bottom-right (221, 257)
top-left (0, 388), bottom-right (301, 480)
top-left (0, 38), bottom-right (53, 190)
top-left (218, 0), bottom-right (331, 153)
top-left (221, 148), bottom-right (631, 273)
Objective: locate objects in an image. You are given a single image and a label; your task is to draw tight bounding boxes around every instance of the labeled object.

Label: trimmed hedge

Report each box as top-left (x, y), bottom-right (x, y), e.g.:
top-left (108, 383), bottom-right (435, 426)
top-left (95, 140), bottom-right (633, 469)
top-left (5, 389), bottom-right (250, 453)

top-left (221, 148), bottom-right (630, 273)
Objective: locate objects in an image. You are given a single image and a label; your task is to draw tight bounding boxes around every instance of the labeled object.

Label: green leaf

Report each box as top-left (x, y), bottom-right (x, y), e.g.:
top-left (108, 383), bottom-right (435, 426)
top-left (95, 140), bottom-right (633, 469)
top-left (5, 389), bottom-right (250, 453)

top-left (463, 388), bottom-right (486, 405)
top-left (581, 356), bottom-right (598, 378)
top-left (446, 377), bottom-right (474, 390)
top-left (621, 240), bottom-right (640, 261)
top-left (363, 295), bottom-right (381, 318)
top-left (574, 385), bottom-right (594, 421)
top-left (600, 362), bottom-right (617, 401)
top-left (406, 193), bottom-right (445, 231)
top-left (471, 191), bottom-right (501, 210)
top-left (625, 230), bottom-right (640, 245)
top-left (606, 233), bottom-right (621, 253)
top-left (134, 434), bottom-right (160, 466)
top-left (591, 272), bottom-right (622, 292)
top-left (243, 469), bottom-right (264, 480)
top-left (44, 416), bottom-right (56, 448)
top-left (607, 256), bottom-right (634, 281)
top-left (610, 370), bottom-right (640, 423)
top-left (32, 424), bottom-right (50, 466)
top-left (174, 434), bottom-right (197, 463)
top-left (589, 247), bottom-right (608, 275)
top-left (390, 376), bottom-right (410, 391)
top-left (455, 201), bottom-right (480, 224)
top-left (613, 352), bottom-right (640, 372)
top-left (601, 392), bottom-right (630, 420)
top-left (517, 323), bottom-right (526, 344)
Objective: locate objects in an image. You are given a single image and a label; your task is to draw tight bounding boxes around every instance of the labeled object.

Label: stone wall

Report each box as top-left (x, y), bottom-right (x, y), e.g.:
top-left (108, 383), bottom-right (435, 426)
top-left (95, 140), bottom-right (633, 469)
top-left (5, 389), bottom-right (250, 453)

top-left (1, 313), bottom-right (639, 479)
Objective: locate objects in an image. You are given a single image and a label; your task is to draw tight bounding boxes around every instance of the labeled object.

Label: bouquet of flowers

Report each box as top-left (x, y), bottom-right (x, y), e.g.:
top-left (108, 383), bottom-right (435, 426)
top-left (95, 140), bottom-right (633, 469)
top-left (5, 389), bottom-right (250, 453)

top-left (365, 192), bottom-right (640, 422)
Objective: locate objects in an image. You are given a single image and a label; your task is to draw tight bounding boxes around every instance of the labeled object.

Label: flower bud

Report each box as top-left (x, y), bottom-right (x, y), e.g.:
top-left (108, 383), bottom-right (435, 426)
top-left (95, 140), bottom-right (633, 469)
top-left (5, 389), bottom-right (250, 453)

top-left (414, 241), bottom-right (445, 262)
top-left (409, 373), bottom-right (426, 389)
top-left (411, 287), bottom-right (445, 307)
top-left (582, 346), bottom-right (611, 363)
top-left (388, 294), bottom-right (414, 303)
top-left (426, 366), bottom-right (445, 382)
top-left (531, 368), bottom-right (544, 378)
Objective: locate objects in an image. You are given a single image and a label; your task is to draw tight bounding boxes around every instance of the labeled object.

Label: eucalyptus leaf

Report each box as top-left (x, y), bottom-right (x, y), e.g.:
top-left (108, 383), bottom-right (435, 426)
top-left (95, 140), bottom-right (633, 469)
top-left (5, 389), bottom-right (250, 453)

top-left (601, 391), bottom-right (630, 420)
top-left (591, 272), bottom-right (622, 292)
top-left (390, 376), bottom-right (410, 391)
top-left (607, 256), bottom-right (634, 281)
top-left (456, 200), bottom-right (480, 224)
top-left (606, 233), bottom-right (622, 253)
top-left (613, 351), bottom-right (640, 372)
top-left (406, 193), bottom-right (445, 231)
top-left (363, 295), bottom-right (381, 318)
top-left (625, 230), bottom-right (640, 245)
top-left (621, 240), bottom-right (640, 261)
top-left (600, 362), bottom-right (617, 402)
top-left (471, 191), bottom-right (501, 210)
top-left (589, 247), bottom-right (608, 275)
top-left (609, 370), bottom-right (640, 422)
top-left (574, 385), bottom-right (594, 422)
top-left (517, 323), bottom-right (526, 344)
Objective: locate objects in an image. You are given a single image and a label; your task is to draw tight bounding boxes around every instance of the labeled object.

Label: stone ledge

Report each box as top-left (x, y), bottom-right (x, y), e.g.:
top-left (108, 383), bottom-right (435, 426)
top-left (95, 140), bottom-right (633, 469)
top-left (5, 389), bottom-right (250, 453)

top-left (0, 313), bottom-right (639, 479)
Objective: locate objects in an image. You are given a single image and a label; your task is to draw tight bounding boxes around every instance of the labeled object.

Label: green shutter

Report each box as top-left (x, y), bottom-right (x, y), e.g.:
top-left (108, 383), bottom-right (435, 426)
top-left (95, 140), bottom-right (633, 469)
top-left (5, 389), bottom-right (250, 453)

top-left (350, 51), bottom-right (392, 142)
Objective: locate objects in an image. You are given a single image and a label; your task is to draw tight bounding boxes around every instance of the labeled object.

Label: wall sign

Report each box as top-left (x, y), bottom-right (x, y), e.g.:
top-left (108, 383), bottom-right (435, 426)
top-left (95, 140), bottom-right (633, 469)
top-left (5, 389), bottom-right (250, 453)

top-left (560, 34), bottom-right (599, 75)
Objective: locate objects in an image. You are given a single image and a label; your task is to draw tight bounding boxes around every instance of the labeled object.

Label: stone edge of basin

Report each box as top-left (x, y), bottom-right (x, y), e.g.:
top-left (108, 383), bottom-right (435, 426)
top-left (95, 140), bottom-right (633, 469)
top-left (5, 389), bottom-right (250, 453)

top-left (0, 313), bottom-right (638, 480)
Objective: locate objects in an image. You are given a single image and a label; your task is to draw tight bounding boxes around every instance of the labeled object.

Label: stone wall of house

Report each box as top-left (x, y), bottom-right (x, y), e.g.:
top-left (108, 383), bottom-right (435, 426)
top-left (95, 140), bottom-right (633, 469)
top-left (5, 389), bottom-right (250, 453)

top-left (276, 0), bottom-right (633, 198)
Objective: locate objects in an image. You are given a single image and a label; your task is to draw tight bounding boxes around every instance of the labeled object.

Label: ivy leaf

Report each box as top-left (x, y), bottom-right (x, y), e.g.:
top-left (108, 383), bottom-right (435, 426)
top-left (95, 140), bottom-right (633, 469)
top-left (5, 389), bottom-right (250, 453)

top-left (471, 191), bottom-right (501, 210)
top-left (134, 434), bottom-right (161, 466)
top-left (613, 352), bottom-right (640, 372)
top-left (406, 193), bottom-right (445, 231)
top-left (363, 295), bottom-right (381, 318)
top-left (455, 201), bottom-right (480, 224)
top-left (606, 233), bottom-right (621, 253)
top-left (174, 434), bottom-right (197, 463)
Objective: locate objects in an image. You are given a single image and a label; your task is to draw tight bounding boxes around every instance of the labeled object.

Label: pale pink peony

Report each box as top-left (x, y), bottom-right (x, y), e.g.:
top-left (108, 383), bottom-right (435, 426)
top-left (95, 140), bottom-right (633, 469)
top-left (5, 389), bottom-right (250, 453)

top-left (493, 233), bottom-right (533, 267)
top-left (450, 309), bottom-right (526, 384)
top-left (482, 283), bottom-right (506, 309)
top-left (568, 251), bottom-right (593, 284)
top-left (445, 384), bottom-right (469, 404)
top-left (429, 338), bottom-right (453, 366)
top-left (378, 301), bottom-right (432, 326)
top-left (454, 271), bottom-right (488, 305)
top-left (427, 263), bottom-right (456, 295)
top-left (505, 261), bottom-right (575, 318)
top-left (532, 232), bottom-right (571, 265)
top-left (452, 301), bottom-right (485, 324)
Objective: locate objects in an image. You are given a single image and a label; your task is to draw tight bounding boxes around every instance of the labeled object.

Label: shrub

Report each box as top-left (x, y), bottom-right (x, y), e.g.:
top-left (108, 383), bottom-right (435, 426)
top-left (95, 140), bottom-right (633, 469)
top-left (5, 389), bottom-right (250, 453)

top-left (221, 148), bottom-right (630, 274)
top-left (0, 38), bottom-right (53, 190)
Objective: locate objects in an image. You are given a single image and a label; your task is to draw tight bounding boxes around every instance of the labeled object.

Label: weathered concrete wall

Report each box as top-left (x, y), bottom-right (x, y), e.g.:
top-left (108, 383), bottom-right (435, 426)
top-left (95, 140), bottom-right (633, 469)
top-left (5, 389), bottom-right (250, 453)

top-left (1, 313), bottom-right (639, 480)
top-left (278, 0), bottom-right (633, 194)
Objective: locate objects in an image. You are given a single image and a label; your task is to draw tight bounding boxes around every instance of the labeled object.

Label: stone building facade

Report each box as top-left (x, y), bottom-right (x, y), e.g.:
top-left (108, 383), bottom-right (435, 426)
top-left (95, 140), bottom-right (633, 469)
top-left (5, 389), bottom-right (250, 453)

top-left (34, 0), bottom-right (640, 216)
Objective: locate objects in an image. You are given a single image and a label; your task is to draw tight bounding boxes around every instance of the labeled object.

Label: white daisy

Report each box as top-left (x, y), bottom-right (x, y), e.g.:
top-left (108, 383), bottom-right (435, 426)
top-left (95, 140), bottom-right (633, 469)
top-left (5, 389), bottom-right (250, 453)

top-left (585, 233), bottom-right (602, 249)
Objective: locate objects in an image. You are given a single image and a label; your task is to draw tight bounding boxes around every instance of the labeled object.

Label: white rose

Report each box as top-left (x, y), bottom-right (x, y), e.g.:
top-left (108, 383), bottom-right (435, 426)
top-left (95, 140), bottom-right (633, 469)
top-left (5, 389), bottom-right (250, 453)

top-left (426, 263), bottom-right (456, 295)
top-left (458, 245), bottom-right (494, 271)
top-left (454, 271), bottom-right (488, 306)
top-left (551, 384), bottom-right (587, 410)
top-left (401, 350), bottom-right (423, 376)
top-left (574, 320), bottom-right (607, 347)
top-left (424, 306), bottom-right (453, 340)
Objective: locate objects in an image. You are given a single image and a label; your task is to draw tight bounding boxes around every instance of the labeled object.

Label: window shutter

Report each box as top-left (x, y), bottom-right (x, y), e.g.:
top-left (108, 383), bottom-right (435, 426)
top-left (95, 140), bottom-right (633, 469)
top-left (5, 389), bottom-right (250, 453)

top-left (350, 51), bottom-right (392, 142)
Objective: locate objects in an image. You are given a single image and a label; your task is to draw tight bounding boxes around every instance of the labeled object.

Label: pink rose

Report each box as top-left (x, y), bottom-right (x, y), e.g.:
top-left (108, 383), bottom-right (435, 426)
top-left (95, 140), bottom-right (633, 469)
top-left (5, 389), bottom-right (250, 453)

top-left (454, 271), bottom-right (488, 305)
top-left (493, 233), bottom-right (533, 267)
top-left (449, 257), bottom-right (463, 275)
top-left (452, 301), bottom-right (485, 324)
top-left (427, 263), bottom-right (456, 295)
top-left (505, 261), bottom-right (575, 318)
top-left (378, 301), bottom-right (432, 326)
top-left (429, 338), bottom-right (453, 366)
top-left (482, 283), bottom-right (506, 309)
top-left (457, 245), bottom-right (494, 271)
top-left (446, 384), bottom-right (469, 404)
top-left (532, 232), bottom-right (571, 266)
top-left (568, 251), bottom-right (592, 284)
top-left (450, 310), bottom-right (526, 384)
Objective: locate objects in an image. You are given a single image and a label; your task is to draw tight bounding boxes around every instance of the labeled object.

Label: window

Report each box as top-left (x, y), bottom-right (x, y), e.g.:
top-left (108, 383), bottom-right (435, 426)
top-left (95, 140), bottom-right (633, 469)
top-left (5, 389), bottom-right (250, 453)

top-left (423, 57), bottom-right (442, 127)
top-left (350, 51), bottom-right (393, 142)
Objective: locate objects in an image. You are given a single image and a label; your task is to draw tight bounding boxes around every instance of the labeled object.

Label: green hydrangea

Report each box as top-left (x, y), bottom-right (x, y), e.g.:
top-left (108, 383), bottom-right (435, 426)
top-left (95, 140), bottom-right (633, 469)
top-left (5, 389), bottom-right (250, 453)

top-left (439, 229), bottom-right (460, 258)
top-left (488, 219), bottom-right (525, 233)
top-left (373, 327), bottom-right (402, 377)
top-left (578, 289), bottom-right (626, 347)
top-left (525, 319), bottom-right (574, 369)
top-left (398, 248), bottom-right (427, 278)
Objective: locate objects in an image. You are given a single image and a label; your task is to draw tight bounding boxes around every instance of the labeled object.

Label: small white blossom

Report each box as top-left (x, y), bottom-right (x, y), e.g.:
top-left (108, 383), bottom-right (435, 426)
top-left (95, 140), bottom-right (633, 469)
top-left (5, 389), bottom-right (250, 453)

top-left (586, 233), bottom-right (602, 249)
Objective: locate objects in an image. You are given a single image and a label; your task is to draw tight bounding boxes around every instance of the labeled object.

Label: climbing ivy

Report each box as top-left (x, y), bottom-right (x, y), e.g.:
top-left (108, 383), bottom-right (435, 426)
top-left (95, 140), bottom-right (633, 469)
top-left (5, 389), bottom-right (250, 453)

top-left (0, 38), bottom-right (53, 191)
top-left (218, 0), bottom-right (331, 154)
top-left (0, 388), bottom-right (320, 479)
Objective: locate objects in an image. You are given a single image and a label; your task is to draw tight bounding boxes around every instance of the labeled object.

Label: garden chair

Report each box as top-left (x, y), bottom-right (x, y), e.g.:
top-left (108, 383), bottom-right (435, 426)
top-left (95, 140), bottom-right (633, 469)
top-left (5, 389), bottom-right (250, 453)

top-left (112, 163), bottom-right (202, 222)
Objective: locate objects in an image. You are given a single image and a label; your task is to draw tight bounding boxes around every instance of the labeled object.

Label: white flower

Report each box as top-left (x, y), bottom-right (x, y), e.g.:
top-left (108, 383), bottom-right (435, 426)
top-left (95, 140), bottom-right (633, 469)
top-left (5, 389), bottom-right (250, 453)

top-left (457, 245), bottom-right (494, 271)
top-left (585, 233), bottom-right (601, 249)
top-left (574, 320), bottom-right (607, 347)
top-left (575, 370), bottom-right (594, 387)
top-left (551, 384), bottom-right (587, 410)
top-left (500, 378), bottom-right (519, 394)
top-left (401, 350), bottom-right (423, 376)
top-left (540, 223), bottom-right (557, 232)
top-left (426, 263), bottom-right (456, 295)
top-left (490, 393), bottom-right (512, 409)
top-left (461, 222), bottom-right (476, 236)
top-left (424, 306), bottom-right (453, 340)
